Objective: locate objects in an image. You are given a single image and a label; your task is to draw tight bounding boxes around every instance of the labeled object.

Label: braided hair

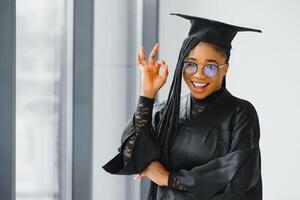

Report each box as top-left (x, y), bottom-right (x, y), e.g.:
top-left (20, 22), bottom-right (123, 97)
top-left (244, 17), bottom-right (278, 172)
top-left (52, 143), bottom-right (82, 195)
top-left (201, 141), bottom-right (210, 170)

top-left (147, 36), bottom-right (231, 200)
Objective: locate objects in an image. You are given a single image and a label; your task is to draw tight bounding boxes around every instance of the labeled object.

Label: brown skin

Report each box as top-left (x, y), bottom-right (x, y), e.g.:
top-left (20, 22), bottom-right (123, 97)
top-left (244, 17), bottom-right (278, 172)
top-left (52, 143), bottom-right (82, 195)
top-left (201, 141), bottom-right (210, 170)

top-left (137, 43), bottom-right (169, 99)
top-left (183, 42), bottom-right (229, 99)
top-left (135, 42), bottom-right (229, 186)
top-left (134, 161), bottom-right (169, 186)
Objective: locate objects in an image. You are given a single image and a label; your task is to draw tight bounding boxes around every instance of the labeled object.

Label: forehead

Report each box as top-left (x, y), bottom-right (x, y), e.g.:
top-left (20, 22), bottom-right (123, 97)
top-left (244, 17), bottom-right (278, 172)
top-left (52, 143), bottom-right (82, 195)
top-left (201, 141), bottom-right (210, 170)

top-left (187, 42), bottom-right (225, 62)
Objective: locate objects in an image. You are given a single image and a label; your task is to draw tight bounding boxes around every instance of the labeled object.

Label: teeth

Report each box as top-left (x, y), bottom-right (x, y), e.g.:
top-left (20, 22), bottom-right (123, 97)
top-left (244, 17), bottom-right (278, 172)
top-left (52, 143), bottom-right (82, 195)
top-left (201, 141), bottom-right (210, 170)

top-left (193, 82), bottom-right (208, 87)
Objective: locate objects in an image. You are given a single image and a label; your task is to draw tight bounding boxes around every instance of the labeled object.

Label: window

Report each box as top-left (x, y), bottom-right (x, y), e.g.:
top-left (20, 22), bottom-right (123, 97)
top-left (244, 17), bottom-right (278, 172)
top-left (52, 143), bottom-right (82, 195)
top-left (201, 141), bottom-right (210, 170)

top-left (16, 0), bottom-right (72, 199)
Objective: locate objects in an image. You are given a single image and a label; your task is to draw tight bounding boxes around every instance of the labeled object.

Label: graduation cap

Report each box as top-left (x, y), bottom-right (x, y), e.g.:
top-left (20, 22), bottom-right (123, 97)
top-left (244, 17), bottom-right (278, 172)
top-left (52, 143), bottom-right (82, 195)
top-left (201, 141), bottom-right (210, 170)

top-left (170, 13), bottom-right (262, 48)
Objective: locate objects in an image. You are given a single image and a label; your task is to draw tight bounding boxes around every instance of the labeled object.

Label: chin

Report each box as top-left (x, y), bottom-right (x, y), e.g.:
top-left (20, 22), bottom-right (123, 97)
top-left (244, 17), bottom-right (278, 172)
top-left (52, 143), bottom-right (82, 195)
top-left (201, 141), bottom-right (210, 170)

top-left (189, 83), bottom-right (214, 99)
top-left (190, 89), bottom-right (211, 99)
top-left (191, 92), bottom-right (208, 99)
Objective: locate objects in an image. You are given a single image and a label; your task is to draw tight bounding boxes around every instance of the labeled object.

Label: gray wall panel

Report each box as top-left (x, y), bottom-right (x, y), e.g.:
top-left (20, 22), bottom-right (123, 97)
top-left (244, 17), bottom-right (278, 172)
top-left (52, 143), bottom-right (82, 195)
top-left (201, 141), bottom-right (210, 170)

top-left (72, 0), bottom-right (94, 200)
top-left (0, 0), bottom-right (16, 199)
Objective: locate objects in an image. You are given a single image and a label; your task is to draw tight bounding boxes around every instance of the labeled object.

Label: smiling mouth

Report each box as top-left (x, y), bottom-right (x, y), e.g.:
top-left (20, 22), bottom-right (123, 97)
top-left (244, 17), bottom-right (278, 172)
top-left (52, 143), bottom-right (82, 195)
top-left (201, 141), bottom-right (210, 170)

top-left (191, 81), bottom-right (209, 90)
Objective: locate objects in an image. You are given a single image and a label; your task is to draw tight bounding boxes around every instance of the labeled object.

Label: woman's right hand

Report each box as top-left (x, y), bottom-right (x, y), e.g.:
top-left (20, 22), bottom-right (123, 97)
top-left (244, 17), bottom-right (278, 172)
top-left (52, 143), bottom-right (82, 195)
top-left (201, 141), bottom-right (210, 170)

top-left (137, 43), bottom-right (169, 99)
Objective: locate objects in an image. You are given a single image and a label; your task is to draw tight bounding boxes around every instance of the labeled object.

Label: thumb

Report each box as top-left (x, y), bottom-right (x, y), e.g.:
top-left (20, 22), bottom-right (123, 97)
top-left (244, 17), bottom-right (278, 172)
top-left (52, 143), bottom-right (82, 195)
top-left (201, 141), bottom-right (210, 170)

top-left (160, 64), bottom-right (168, 83)
top-left (134, 174), bottom-right (143, 182)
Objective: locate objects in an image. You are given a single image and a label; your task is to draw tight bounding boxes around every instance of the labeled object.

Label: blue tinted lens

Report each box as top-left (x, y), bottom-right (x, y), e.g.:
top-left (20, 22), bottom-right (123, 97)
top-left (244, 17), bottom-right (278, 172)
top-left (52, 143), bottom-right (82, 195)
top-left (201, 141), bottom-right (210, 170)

top-left (203, 64), bottom-right (218, 77)
top-left (183, 61), bottom-right (197, 75)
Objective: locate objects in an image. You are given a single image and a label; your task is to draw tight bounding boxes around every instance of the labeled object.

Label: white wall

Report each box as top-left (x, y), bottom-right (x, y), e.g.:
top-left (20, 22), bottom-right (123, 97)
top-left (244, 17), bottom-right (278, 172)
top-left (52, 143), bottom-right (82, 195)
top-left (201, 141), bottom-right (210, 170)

top-left (158, 0), bottom-right (300, 200)
top-left (92, 0), bottom-right (142, 200)
top-left (93, 0), bottom-right (300, 199)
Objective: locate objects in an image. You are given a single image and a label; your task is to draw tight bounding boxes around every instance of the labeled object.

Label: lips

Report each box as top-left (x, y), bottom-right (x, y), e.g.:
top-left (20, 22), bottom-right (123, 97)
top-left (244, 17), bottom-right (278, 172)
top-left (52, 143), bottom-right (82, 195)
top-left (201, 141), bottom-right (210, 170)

top-left (191, 81), bottom-right (209, 91)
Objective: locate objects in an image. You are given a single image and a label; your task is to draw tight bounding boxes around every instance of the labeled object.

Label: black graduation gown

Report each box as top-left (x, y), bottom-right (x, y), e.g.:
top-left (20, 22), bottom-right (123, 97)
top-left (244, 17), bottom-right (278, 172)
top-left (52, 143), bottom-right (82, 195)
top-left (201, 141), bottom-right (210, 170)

top-left (102, 87), bottom-right (262, 200)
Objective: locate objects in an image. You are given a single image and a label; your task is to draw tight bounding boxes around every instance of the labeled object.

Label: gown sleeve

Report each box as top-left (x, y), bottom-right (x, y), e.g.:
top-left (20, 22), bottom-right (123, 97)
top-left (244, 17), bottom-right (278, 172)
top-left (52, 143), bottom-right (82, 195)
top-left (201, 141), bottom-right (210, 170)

top-left (167, 102), bottom-right (262, 200)
top-left (102, 96), bottom-right (161, 175)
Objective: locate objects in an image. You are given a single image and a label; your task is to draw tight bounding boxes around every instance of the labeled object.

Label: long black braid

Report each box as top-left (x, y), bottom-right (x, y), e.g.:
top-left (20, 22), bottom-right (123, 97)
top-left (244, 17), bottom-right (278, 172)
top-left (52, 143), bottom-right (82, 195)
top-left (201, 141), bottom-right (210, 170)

top-left (156, 36), bottom-right (203, 170)
top-left (147, 36), bottom-right (231, 200)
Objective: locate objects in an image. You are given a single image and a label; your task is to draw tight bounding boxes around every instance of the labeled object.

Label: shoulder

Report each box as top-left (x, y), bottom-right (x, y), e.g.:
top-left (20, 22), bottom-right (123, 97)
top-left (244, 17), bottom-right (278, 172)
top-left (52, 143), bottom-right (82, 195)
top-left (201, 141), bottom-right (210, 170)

top-left (226, 92), bottom-right (261, 149)
top-left (224, 91), bottom-right (260, 128)
top-left (224, 89), bottom-right (258, 116)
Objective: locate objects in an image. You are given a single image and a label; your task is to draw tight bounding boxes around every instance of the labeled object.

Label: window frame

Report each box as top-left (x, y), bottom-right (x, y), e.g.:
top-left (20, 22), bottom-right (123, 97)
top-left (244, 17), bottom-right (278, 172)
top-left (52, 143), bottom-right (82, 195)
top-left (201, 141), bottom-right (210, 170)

top-left (0, 0), bottom-right (16, 199)
top-left (72, 0), bottom-right (94, 200)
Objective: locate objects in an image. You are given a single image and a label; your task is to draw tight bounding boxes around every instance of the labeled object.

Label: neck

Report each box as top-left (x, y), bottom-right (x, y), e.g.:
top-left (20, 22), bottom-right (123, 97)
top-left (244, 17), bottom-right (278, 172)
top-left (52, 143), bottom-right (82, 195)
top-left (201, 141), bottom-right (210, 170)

top-left (191, 86), bottom-right (225, 106)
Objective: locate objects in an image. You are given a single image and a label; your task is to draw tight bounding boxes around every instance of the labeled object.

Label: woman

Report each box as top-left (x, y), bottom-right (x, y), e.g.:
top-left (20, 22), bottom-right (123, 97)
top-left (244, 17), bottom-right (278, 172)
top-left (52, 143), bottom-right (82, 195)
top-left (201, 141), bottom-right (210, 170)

top-left (103, 13), bottom-right (262, 200)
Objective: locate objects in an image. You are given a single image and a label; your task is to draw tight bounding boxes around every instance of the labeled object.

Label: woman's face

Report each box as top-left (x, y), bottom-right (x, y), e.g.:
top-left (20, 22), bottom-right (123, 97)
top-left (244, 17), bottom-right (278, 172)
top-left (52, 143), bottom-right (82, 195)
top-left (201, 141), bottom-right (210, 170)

top-left (183, 42), bottom-right (229, 99)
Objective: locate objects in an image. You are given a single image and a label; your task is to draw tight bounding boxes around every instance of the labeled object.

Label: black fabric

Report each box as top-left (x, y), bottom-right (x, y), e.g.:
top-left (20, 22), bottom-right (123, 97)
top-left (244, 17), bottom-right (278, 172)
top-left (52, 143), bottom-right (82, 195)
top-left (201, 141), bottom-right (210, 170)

top-left (103, 13), bottom-right (262, 200)
top-left (102, 87), bottom-right (262, 200)
top-left (156, 36), bottom-right (203, 172)
top-left (170, 13), bottom-right (262, 48)
top-left (102, 96), bottom-right (161, 175)
top-left (123, 96), bottom-right (156, 166)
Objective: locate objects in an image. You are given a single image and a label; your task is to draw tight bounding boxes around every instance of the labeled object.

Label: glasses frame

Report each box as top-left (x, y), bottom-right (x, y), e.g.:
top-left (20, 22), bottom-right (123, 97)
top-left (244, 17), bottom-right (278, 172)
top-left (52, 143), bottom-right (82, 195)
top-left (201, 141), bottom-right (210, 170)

top-left (183, 60), bottom-right (226, 78)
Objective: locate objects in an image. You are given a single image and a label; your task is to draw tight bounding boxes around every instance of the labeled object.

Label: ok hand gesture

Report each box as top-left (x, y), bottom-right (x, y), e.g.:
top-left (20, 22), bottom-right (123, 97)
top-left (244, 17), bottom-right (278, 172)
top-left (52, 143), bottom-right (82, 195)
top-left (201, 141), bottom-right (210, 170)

top-left (137, 43), bottom-right (169, 98)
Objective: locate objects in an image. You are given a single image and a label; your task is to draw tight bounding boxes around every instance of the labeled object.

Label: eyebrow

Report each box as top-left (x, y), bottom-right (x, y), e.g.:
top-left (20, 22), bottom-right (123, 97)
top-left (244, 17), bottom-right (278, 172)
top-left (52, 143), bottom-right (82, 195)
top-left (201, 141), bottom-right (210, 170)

top-left (186, 57), bottom-right (220, 65)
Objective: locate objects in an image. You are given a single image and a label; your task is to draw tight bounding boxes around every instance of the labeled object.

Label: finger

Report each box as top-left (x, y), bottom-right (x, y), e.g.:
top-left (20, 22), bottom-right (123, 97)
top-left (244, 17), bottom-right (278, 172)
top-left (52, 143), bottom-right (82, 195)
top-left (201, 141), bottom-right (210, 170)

top-left (134, 174), bottom-right (140, 180)
top-left (137, 54), bottom-right (146, 70)
top-left (140, 45), bottom-right (146, 62)
top-left (148, 43), bottom-right (159, 64)
top-left (160, 64), bottom-right (169, 83)
top-left (155, 59), bottom-right (167, 68)
top-left (134, 174), bottom-right (143, 182)
top-left (141, 59), bottom-right (147, 66)
top-left (154, 60), bottom-right (161, 70)
top-left (137, 53), bottom-right (141, 65)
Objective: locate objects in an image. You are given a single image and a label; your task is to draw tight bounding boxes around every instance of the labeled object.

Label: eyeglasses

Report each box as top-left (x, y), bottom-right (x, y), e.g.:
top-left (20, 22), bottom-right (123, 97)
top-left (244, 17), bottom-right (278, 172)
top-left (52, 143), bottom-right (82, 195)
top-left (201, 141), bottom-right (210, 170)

top-left (183, 60), bottom-right (225, 78)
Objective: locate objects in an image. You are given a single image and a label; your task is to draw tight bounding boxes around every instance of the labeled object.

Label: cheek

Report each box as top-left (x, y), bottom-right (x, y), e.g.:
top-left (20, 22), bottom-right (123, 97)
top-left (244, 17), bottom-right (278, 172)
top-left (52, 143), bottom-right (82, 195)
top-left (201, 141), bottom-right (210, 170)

top-left (183, 74), bottom-right (188, 83)
top-left (183, 73), bottom-right (223, 93)
top-left (209, 75), bottom-right (223, 88)
top-left (183, 74), bottom-right (192, 87)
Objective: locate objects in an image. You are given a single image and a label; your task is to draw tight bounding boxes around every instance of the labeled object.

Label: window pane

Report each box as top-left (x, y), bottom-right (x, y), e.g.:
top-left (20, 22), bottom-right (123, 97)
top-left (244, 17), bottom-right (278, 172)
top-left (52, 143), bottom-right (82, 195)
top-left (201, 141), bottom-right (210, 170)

top-left (16, 0), bottom-right (69, 200)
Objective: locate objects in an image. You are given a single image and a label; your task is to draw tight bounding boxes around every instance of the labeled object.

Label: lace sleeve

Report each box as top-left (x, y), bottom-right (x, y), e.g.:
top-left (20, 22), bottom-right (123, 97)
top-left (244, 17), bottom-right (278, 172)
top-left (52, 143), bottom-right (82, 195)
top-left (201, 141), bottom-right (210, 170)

top-left (168, 172), bottom-right (187, 191)
top-left (123, 96), bottom-right (154, 165)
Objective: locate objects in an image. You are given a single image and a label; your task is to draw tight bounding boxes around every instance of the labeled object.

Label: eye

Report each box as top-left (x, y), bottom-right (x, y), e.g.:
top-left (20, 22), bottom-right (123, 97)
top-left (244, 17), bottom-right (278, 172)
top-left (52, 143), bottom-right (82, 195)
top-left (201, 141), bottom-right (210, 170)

top-left (183, 60), bottom-right (198, 75)
top-left (205, 64), bottom-right (217, 70)
top-left (184, 60), bottom-right (197, 67)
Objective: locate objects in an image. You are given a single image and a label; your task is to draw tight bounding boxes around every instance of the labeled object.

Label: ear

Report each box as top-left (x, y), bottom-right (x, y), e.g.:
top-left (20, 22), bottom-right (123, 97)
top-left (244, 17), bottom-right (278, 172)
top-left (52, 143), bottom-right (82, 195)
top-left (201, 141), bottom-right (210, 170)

top-left (223, 63), bottom-right (229, 75)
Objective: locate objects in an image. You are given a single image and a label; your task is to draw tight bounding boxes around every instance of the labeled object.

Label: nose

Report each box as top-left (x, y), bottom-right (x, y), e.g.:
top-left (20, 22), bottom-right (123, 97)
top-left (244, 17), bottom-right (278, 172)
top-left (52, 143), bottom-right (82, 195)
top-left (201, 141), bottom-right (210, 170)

top-left (193, 66), bottom-right (206, 79)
